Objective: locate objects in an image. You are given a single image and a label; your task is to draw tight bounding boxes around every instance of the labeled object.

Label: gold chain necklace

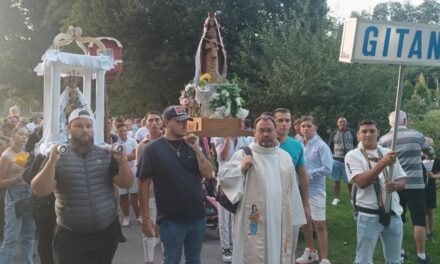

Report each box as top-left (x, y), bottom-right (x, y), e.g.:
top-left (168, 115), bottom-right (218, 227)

top-left (164, 138), bottom-right (183, 158)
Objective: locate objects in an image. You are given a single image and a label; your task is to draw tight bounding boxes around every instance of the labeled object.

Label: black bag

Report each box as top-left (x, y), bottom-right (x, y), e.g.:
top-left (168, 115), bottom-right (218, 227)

top-left (14, 197), bottom-right (33, 218)
top-left (217, 146), bottom-right (252, 214)
top-left (217, 186), bottom-right (238, 214)
top-left (8, 189), bottom-right (34, 218)
top-left (378, 208), bottom-right (391, 227)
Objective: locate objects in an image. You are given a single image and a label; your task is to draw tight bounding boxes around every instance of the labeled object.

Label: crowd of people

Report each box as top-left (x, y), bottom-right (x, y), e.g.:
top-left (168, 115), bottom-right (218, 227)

top-left (0, 104), bottom-right (439, 264)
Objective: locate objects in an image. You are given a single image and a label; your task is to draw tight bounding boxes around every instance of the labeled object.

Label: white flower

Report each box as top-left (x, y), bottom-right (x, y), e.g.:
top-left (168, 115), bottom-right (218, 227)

top-left (236, 108), bottom-right (249, 119)
top-left (185, 83), bottom-right (195, 92)
top-left (224, 91), bottom-right (230, 97)
top-left (221, 90), bottom-right (227, 95)
top-left (210, 93), bottom-right (220, 100)
top-left (213, 106), bottom-right (226, 118)
top-left (215, 106), bottom-right (226, 113)
top-left (212, 111), bottom-right (222, 118)
top-left (234, 97), bottom-right (242, 107)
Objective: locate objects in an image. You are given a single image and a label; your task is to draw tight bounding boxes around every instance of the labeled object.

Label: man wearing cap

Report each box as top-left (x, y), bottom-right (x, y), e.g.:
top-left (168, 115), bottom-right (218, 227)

top-left (31, 108), bottom-right (133, 264)
top-left (138, 105), bottom-right (213, 264)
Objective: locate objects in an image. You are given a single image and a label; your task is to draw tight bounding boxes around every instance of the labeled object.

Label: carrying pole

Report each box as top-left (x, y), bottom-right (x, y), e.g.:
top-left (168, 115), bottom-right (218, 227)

top-left (385, 64), bottom-right (405, 213)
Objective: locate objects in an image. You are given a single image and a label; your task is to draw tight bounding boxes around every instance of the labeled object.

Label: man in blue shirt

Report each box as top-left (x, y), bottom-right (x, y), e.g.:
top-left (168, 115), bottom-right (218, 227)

top-left (296, 116), bottom-right (333, 264)
top-left (273, 108), bottom-right (310, 256)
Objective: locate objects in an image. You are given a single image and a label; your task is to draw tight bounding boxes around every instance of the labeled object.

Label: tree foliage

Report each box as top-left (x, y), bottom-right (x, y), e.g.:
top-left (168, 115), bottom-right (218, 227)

top-left (0, 0), bottom-right (439, 142)
top-left (412, 110), bottom-right (440, 155)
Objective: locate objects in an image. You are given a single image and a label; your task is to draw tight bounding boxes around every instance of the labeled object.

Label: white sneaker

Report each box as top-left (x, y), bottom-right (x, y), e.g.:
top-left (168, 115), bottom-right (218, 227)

top-left (136, 216), bottom-right (142, 224)
top-left (296, 247), bottom-right (319, 263)
top-left (331, 198), bottom-right (340, 206)
top-left (222, 248), bottom-right (232, 262)
top-left (319, 259), bottom-right (331, 264)
top-left (122, 216), bottom-right (130, 227)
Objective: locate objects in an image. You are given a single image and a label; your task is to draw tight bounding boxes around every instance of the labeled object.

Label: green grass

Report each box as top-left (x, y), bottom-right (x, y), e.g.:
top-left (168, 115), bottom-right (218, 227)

top-left (296, 178), bottom-right (440, 264)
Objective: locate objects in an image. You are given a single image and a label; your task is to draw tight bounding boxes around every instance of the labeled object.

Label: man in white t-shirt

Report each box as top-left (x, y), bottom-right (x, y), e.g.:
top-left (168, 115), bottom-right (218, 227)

top-left (116, 123), bottom-right (140, 226)
top-left (345, 119), bottom-right (406, 264)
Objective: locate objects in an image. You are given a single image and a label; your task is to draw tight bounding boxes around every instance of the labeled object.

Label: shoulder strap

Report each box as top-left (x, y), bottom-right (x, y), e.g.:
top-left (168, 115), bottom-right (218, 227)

top-left (352, 185), bottom-right (357, 206)
top-left (360, 148), bottom-right (383, 208)
top-left (240, 146), bottom-right (252, 156)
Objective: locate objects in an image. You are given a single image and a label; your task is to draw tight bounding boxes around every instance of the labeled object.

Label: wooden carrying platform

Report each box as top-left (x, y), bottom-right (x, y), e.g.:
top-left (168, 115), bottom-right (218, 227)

top-left (187, 118), bottom-right (253, 137)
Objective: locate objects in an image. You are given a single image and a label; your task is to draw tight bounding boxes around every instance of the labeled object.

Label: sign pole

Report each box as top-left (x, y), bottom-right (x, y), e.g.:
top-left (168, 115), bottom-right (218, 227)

top-left (385, 64), bottom-right (405, 213)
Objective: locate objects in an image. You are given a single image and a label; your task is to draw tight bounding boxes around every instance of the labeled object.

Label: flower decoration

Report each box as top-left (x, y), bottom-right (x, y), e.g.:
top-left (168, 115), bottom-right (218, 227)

top-left (14, 152), bottom-right (29, 167)
top-left (200, 73), bottom-right (213, 85)
top-left (209, 83), bottom-right (248, 119)
top-left (180, 83), bottom-right (199, 116)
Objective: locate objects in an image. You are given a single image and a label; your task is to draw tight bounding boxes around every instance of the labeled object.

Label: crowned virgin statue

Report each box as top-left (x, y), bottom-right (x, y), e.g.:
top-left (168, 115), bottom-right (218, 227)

top-left (192, 12), bottom-right (228, 116)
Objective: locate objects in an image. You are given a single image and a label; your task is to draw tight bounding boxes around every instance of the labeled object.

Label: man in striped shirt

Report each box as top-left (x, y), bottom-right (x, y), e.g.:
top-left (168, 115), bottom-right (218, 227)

top-left (379, 110), bottom-right (434, 264)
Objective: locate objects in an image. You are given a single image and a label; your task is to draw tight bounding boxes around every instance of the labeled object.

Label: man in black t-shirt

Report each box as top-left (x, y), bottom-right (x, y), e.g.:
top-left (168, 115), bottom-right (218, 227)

top-left (138, 105), bottom-right (213, 264)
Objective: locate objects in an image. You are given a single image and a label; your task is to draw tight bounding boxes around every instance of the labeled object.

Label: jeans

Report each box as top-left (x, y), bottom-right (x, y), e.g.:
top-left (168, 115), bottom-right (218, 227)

top-left (159, 217), bottom-right (206, 264)
top-left (0, 183), bottom-right (35, 264)
top-left (0, 188), bottom-right (6, 240)
top-left (354, 214), bottom-right (403, 264)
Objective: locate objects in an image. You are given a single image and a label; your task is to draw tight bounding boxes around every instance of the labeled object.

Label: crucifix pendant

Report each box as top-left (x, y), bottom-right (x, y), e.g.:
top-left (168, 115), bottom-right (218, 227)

top-left (176, 151), bottom-right (180, 158)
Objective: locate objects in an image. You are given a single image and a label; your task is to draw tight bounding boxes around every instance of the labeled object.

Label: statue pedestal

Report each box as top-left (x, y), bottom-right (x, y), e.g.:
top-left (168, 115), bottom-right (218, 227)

top-left (187, 118), bottom-right (253, 137)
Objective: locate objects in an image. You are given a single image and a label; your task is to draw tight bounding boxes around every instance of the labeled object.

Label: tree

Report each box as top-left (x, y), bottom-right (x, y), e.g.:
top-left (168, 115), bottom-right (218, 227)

top-left (0, 0), bottom-right (61, 115)
top-left (235, 16), bottom-right (398, 135)
top-left (402, 80), bottom-right (414, 102)
top-left (416, 0), bottom-right (440, 23)
top-left (414, 73), bottom-right (432, 103)
top-left (39, 0), bottom-right (328, 116)
top-left (412, 110), bottom-right (440, 155)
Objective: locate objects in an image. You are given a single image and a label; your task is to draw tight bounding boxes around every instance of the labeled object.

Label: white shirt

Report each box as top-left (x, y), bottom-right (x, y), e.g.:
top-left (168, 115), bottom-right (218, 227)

top-left (212, 137), bottom-right (249, 166)
top-left (345, 146), bottom-right (406, 217)
top-left (26, 122), bottom-right (37, 133)
top-left (135, 127), bottom-right (149, 142)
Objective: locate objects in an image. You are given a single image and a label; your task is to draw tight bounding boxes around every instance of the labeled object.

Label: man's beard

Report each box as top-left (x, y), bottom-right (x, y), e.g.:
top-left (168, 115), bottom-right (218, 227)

top-left (170, 128), bottom-right (185, 139)
top-left (71, 135), bottom-right (93, 148)
top-left (258, 139), bottom-right (274, 148)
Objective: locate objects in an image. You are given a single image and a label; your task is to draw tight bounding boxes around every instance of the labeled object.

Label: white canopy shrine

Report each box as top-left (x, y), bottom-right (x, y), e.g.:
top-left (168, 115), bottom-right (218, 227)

top-left (34, 26), bottom-right (116, 154)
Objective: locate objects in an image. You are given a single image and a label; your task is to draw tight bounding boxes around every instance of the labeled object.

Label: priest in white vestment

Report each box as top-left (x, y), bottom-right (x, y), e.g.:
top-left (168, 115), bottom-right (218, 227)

top-left (219, 115), bottom-right (307, 264)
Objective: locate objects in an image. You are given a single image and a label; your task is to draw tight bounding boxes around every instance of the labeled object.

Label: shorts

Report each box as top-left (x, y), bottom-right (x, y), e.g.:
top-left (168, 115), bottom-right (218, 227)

top-left (119, 167), bottom-right (138, 195)
top-left (398, 189), bottom-right (426, 226)
top-left (310, 192), bottom-right (326, 221)
top-left (426, 187), bottom-right (437, 209)
top-left (330, 160), bottom-right (348, 183)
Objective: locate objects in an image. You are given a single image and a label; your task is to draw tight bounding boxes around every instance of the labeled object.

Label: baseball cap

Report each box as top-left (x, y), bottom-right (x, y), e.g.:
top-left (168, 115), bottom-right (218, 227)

top-left (68, 108), bottom-right (95, 124)
top-left (163, 105), bottom-right (192, 121)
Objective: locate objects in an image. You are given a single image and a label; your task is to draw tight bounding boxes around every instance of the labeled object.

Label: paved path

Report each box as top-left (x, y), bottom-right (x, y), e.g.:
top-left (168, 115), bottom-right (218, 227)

top-left (113, 220), bottom-right (223, 264)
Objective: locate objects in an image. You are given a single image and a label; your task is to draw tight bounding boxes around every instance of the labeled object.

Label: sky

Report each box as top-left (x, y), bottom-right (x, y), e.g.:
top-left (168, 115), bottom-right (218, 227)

top-left (327, 0), bottom-right (425, 20)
